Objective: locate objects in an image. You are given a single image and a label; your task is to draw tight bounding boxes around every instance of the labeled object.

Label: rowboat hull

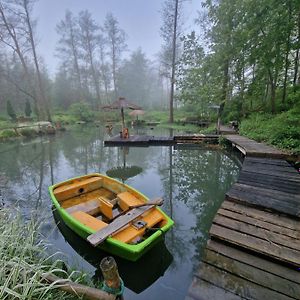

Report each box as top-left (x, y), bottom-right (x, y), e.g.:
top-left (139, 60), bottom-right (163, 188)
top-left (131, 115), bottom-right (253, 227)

top-left (49, 173), bottom-right (174, 261)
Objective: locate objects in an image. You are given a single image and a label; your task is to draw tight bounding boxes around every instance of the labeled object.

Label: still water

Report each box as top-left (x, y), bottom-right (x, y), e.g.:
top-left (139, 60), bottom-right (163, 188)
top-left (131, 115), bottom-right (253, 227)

top-left (0, 126), bottom-right (241, 299)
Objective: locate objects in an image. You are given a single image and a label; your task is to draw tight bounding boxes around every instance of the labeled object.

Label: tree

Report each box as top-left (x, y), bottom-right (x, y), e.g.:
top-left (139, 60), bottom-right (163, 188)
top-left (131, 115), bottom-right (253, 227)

top-left (160, 0), bottom-right (182, 123)
top-left (56, 10), bottom-right (83, 101)
top-left (104, 13), bottom-right (127, 97)
top-left (0, 0), bottom-right (51, 121)
top-left (78, 10), bottom-right (102, 108)
top-left (25, 99), bottom-right (32, 117)
top-left (7, 100), bottom-right (16, 121)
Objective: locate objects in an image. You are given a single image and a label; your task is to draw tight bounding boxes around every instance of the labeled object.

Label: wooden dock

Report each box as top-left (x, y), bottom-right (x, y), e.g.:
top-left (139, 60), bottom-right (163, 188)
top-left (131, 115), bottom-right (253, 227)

top-left (104, 134), bottom-right (219, 146)
top-left (225, 134), bottom-right (287, 159)
top-left (187, 135), bottom-right (300, 300)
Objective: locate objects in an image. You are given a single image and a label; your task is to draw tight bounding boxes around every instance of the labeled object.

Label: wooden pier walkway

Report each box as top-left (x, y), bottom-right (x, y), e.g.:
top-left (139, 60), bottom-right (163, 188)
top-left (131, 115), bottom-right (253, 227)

top-left (104, 134), bottom-right (219, 146)
top-left (225, 134), bottom-right (287, 159)
top-left (187, 135), bottom-right (300, 300)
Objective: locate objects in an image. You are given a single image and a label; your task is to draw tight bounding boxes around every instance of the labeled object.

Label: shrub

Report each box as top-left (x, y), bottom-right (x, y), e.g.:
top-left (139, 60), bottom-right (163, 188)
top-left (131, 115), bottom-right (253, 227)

top-left (0, 129), bottom-right (18, 139)
top-left (69, 102), bottom-right (94, 122)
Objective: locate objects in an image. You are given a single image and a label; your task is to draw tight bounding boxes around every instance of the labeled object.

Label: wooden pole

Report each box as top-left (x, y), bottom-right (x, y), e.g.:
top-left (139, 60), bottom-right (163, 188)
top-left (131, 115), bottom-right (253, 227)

top-left (44, 273), bottom-right (116, 300)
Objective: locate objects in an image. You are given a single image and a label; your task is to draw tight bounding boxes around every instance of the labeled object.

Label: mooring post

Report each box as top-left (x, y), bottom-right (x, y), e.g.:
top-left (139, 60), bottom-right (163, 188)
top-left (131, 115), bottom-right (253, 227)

top-left (100, 257), bottom-right (124, 299)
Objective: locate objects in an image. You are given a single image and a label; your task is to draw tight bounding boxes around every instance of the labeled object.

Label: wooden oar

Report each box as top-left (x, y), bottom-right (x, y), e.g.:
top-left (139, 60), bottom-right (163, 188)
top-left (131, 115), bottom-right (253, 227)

top-left (128, 197), bottom-right (163, 209)
top-left (87, 198), bottom-right (164, 246)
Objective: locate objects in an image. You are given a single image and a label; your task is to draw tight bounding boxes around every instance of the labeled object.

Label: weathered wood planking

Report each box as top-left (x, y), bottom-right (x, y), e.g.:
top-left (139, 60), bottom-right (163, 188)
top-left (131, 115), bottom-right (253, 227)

top-left (238, 173), bottom-right (300, 195)
top-left (186, 277), bottom-right (244, 300)
top-left (222, 200), bottom-right (300, 231)
top-left (217, 208), bottom-right (299, 239)
top-left (191, 240), bottom-right (300, 300)
top-left (226, 183), bottom-right (300, 217)
top-left (210, 224), bottom-right (300, 267)
top-left (225, 135), bottom-right (287, 159)
top-left (213, 214), bottom-right (300, 251)
top-left (104, 134), bottom-right (219, 146)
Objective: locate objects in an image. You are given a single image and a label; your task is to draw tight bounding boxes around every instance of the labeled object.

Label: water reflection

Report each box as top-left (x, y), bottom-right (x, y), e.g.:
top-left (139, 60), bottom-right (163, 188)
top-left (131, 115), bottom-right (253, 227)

top-left (53, 208), bottom-right (173, 293)
top-left (0, 126), bottom-right (241, 299)
top-left (106, 147), bottom-right (143, 183)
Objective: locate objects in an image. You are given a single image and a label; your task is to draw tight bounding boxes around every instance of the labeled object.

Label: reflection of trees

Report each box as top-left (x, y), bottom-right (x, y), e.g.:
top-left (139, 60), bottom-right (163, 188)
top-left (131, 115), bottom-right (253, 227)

top-left (158, 146), bottom-right (241, 270)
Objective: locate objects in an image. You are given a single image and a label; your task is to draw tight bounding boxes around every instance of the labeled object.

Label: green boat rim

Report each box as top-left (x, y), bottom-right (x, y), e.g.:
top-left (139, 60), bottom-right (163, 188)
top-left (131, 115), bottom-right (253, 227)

top-left (49, 173), bottom-right (174, 257)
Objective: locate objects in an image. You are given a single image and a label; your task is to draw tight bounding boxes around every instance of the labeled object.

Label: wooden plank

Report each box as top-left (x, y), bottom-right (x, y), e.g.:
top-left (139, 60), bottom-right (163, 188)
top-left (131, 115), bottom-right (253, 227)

top-left (213, 214), bottom-right (300, 251)
top-left (207, 240), bottom-right (300, 284)
top-left (244, 157), bottom-right (291, 167)
top-left (87, 205), bottom-right (155, 246)
top-left (202, 248), bottom-right (300, 299)
top-left (226, 183), bottom-right (300, 217)
top-left (210, 224), bottom-right (300, 267)
top-left (197, 262), bottom-right (295, 300)
top-left (241, 166), bottom-right (300, 181)
top-left (238, 171), bottom-right (300, 194)
top-left (186, 277), bottom-right (244, 300)
top-left (222, 200), bottom-right (300, 231)
top-left (65, 199), bottom-right (101, 215)
top-left (217, 208), bottom-right (299, 239)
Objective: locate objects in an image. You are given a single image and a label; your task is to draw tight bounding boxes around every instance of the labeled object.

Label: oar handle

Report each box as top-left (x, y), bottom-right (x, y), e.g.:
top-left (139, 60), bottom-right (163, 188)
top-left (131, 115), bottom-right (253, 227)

top-left (129, 197), bottom-right (163, 209)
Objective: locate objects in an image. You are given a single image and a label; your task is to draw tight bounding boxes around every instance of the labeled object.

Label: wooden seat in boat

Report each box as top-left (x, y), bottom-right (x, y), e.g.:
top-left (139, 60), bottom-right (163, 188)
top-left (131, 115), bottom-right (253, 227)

top-left (65, 199), bottom-right (101, 215)
top-left (117, 191), bottom-right (142, 211)
top-left (71, 211), bottom-right (107, 231)
top-left (54, 177), bottom-right (103, 201)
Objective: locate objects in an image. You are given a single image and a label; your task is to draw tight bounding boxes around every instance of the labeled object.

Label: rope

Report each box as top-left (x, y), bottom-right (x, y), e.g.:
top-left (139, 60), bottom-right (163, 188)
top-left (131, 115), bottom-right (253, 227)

top-left (100, 278), bottom-right (124, 296)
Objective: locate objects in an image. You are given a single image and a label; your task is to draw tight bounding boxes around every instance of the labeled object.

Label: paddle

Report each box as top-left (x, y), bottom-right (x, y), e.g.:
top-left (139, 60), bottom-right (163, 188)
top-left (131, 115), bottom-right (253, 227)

top-left (128, 197), bottom-right (164, 209)
top-left (87, 198), bottom-right (164, 246)
top-left (109, 197), bottom-right (164, 222)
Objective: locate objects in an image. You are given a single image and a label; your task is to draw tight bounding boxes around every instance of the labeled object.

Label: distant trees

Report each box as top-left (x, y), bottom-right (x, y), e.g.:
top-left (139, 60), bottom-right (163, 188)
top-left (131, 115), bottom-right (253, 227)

top-left (0, 0), bottom-right (51, 121)
top-left (55, 11), bottom-right (129, 109)
top-left (176, 0), bottom-right (300, 118)
top-left (118, 48), bottom-right (164, 108)
top-left (104, 13), bottom-right (127, 97)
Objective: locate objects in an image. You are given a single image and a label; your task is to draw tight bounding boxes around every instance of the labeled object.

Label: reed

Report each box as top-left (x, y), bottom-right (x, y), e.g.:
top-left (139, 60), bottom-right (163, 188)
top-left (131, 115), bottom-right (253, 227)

top-left (0, 208), bottom-right (86, 299)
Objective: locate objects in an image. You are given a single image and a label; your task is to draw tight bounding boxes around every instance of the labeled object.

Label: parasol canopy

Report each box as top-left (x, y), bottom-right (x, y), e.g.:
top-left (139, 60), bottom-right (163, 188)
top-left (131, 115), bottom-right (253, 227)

top-left (129, 109), bottom-right (145, 117)
top-left (103, 97), bottom-right (142, 129)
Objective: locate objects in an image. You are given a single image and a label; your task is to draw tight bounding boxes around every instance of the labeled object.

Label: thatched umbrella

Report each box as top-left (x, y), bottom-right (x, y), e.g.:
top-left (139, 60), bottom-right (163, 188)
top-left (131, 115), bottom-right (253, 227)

top-left (103, 97), bottom-right (142, 129)
top-left (129, 109), bottom-right (145, 122)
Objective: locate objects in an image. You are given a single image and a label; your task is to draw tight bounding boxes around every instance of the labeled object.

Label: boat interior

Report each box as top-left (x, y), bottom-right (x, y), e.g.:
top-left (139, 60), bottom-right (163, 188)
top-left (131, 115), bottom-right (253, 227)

top-left (53, 175), bottom-right (167, 244)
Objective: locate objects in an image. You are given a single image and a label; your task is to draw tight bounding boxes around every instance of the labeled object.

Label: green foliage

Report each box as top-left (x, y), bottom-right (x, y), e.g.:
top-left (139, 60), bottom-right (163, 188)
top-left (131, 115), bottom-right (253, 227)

top-left (6, 100), bottom-right (17, 122)
top-left (0, 208), bottom-right (87, 299)
top-left (25, 99), bottom-right (32, 117)
top-left (240, 107), bottom-right (300, 154)
top-left (0, 129), bottom-right (18, 139)
top-left (69, 102), bottom-right (94, 122)
top-left (19, 128), bottom-right (36, 137)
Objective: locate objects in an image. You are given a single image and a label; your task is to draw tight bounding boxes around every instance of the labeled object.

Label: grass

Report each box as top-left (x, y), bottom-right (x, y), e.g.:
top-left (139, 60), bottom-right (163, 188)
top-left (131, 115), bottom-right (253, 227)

top-left (239, 106), bottom-right (300, 154)
top-left (0, 208), bottom-right (88, 299)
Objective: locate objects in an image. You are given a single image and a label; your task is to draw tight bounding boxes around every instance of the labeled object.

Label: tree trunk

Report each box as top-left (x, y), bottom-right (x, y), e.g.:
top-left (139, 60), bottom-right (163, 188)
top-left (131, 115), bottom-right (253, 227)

top-left (23, 0), bottom-right (52, 121)
top-left (293, 11), bottom-right (300, 86)
top-left (282, 1), bottom-right (292, 103)
top-left (169, 0), bottom-right (179, 123)
top-left (221, 59), bottom-right (229, 103)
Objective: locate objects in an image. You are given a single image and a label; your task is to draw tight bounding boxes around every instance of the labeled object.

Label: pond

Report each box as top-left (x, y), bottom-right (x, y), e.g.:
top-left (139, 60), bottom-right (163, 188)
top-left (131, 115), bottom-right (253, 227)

top-left (0, 126), bottom-right (241, 299)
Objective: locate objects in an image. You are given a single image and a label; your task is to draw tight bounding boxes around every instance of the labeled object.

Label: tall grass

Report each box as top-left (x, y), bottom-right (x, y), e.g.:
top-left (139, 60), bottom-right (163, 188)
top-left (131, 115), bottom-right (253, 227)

top-left (0, 209), bottom-right (85, 299)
